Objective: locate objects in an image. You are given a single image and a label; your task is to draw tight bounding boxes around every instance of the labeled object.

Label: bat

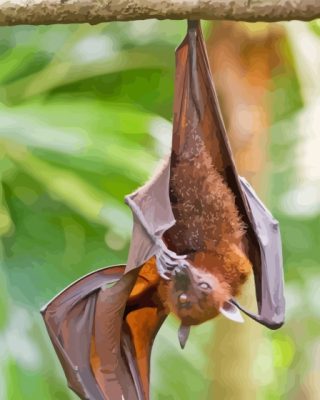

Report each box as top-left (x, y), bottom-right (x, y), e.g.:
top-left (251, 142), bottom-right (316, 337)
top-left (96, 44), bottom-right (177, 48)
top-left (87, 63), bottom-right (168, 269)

top-left (41, 20), bottom-right (285, 400)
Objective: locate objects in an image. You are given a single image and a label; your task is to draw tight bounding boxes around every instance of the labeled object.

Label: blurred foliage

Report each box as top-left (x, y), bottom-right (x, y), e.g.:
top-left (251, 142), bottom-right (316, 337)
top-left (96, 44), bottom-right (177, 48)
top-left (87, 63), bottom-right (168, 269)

top-left (0, 18), bottom-right (319, 400)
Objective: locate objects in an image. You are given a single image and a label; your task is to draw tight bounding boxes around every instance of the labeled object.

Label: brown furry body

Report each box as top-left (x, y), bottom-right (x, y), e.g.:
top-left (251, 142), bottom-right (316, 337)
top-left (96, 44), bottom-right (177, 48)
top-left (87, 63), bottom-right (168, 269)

top-left (160, 145), bottom-right (252, 325)
top-left (165, 148), bottom-right (245, 255)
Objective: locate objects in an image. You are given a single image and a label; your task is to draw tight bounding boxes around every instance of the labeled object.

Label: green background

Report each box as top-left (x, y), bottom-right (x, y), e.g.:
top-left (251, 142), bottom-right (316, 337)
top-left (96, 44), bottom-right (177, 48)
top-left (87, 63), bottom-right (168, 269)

top-left (0, 19), bottom-right (319, 399)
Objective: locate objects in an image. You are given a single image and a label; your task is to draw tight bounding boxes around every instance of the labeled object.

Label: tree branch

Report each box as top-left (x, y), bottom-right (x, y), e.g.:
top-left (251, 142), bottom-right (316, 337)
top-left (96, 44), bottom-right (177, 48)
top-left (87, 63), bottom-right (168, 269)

top-left (0, 0), bottom-right (319, 26)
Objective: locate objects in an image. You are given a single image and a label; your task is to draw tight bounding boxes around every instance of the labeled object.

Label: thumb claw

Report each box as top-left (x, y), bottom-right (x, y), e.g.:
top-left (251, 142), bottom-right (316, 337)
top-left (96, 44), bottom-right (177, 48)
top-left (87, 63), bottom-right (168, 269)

top-left (160, 273), bottom-right (171, 281)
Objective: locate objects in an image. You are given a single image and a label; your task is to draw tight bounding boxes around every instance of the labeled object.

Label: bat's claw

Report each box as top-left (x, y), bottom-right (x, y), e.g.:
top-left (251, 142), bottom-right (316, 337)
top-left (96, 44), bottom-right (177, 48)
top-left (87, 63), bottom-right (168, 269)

top-left (160, 272), bottom-right (172, 281)
top-left (156, 255), bottom-right (173, 280)
top-left (155, 239), bottom-right (187, 280)
top-left (159, 255), bottom-right (178, 267)
top-left (156, 259), bottom-right (172, 280)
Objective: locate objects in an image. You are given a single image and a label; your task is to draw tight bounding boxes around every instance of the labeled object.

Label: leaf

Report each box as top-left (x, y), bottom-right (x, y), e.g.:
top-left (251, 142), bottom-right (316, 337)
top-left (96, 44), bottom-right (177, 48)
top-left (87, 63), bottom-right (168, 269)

top-left (2, 46), bottom-right (172, 104)
top-left (0, 101), bottom-right (159, 182)
top-left (6, 147), bottom-right (131, 236)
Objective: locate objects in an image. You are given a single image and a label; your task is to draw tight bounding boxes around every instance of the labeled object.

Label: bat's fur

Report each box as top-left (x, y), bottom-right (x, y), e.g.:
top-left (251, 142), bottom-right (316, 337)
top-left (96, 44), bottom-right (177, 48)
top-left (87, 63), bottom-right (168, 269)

top-left (160, 144), bottom-right (252, 325)
top-left (165, 147), bottom-right (245, 254)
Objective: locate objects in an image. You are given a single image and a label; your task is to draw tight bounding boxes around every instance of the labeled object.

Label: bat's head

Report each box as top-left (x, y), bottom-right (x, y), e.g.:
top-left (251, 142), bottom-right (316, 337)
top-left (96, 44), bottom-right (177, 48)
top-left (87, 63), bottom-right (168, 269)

top-left (168, 262), bottom-right (243, 324)
top-left (158, 247), bottom-right (251, 348)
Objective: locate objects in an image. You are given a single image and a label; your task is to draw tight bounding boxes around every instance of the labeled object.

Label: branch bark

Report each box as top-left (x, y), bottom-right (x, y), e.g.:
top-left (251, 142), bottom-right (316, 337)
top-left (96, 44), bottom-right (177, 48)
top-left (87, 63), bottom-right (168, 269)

top-left (0, 0), bottom-right (319, 26)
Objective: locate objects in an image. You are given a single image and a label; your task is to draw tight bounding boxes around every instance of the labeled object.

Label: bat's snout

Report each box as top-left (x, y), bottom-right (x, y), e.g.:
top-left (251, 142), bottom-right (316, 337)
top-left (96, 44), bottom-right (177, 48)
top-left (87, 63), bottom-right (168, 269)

top-left (173, 263), bottom-right (193, 291)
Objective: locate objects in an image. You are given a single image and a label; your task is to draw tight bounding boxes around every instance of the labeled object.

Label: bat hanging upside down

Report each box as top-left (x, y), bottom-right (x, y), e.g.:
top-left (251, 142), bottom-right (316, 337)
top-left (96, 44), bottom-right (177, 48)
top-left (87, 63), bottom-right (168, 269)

top-left (41, 20), bottom-right (285, 400)
top-left (157, 143), bottom-right (252, 347)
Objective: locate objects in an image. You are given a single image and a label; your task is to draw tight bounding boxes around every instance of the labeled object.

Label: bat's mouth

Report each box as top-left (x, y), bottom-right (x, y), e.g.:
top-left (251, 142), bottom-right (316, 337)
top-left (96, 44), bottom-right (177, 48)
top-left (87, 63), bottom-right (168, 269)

top-left (173, 263), bottom-right (193, 291)
top-left (173, 262), bottom-right (209, 298)
top-left (173, 261), bottom-right (206, 291)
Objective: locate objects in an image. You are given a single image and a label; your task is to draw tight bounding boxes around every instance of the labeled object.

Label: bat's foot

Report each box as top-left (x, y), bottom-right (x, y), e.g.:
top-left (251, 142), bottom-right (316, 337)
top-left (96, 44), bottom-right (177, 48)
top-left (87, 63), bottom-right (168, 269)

top-left (155, 239), bottom-right (187, 280)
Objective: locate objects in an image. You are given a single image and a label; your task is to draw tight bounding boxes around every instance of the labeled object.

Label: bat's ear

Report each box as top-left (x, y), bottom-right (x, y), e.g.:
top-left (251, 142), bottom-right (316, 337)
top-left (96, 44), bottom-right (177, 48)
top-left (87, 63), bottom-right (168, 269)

top-left (219, 301), bottom-right (244, 323)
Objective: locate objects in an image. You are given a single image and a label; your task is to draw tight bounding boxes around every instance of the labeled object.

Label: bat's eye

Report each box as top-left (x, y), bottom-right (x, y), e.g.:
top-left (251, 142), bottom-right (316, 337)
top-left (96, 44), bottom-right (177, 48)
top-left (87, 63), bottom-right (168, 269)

top-left (199, 282), bottom-right (211, 290)
top-left (178, 293), bottom-right (188, 303)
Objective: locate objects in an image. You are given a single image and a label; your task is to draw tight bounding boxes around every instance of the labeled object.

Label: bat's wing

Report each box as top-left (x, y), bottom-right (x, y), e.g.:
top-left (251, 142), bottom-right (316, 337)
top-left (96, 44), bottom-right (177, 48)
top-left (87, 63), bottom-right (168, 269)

top-left (41, 260), bottom-right (167, 400)
top-left (170, 20), bottom-right (285, 328)
top-left (232, 177), bottom-right (285, 329)
top-left (124, 157), bottom-right (176, 274)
